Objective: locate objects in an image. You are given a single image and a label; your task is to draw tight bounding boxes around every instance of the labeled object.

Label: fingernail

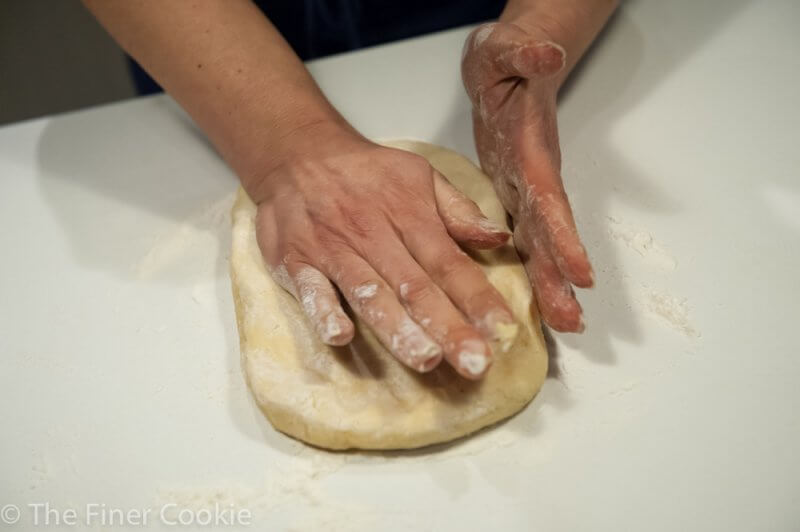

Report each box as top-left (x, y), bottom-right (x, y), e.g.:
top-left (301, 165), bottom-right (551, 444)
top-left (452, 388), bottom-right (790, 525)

top-left (576, 315), bottom-right (586, 333)
top-left (318, 312), bottom-right (342, 343)
top-left (392, 317), bottom-right (443, 371)
top-left (417, 353), bottom-right (443, 372)
top-left (474, 216), bottom-right (509, 235)
top-left (483, 310), bottom-right (519, 352)
top-left (458, 339), bottom-right (491, 377)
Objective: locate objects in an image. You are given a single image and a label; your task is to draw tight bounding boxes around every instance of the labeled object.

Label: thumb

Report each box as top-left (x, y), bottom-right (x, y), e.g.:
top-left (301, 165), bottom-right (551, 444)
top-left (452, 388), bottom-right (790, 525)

top-left (433, 170), bottom-right (510, 249)
top-left (496, 38), bottom-right (566, 80)
top-left (462, 22), bottom-right (566, 101)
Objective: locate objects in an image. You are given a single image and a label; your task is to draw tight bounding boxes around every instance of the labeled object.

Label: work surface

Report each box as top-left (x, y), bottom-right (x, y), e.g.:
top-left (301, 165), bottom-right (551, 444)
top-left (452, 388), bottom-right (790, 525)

top-left (1, 1), bottom-right (798, 530)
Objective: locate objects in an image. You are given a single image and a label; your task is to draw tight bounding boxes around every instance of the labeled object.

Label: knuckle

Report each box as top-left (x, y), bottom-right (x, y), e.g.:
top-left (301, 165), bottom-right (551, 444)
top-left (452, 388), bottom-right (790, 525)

top-left (317, 248), bottom-right (357, 284)
top-left (313, 200), bottom-right (384, 244)
top-left (433, 250), bottom-right (475, 287)
top-left (465, 285), bottom-right (501, 316)
top-left (314, 228), bottom-right (351, 252)
top-left (405, 152), bottom-right (434, 174)
top-left (398, 213), bottom-right (435, 236)
top-left (346, 280), bottom-right (388, 324)
top-left (385, 153), bottom-right (436, 190)
top-left (398, 276), bottom-right (437, 305)
top-left (349, 279), bottom-right (380, 302)
top-left (386, 149), bottom-right (430, 172)
top-left (281, 247), bottom-right (308, 267)
top-left (339, 207), bottom-right (382, 239)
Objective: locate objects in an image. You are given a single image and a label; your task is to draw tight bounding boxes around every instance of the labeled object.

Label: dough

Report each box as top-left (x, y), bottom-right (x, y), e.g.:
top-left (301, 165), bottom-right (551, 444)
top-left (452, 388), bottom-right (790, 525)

top-left (230, 140), bottom-right (547, 450)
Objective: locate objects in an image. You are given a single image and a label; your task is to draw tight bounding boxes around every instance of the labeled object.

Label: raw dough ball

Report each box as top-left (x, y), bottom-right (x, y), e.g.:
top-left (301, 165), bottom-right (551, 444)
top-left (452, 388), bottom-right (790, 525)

top-left (230, 140), bottom-right (547, 450)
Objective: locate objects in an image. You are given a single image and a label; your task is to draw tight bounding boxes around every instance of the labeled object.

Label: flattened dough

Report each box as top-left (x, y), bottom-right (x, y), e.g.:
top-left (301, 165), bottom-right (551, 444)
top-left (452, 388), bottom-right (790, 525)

top-left (231, 140), bottom-right (547, 450)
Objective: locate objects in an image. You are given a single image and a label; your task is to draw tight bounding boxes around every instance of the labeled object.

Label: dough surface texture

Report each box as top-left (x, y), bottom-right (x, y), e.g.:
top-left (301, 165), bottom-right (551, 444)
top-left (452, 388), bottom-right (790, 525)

top-left (230, 140), bottom-right (547, 450)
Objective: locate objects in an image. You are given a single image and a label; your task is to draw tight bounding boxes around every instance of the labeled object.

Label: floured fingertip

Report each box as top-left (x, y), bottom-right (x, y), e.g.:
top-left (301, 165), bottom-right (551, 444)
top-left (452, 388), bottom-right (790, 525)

top-left (533, 40), bottom-right (567, 75)
top-left (513, 40), bottom-right (567, 78)
top-left (317, 311), bottom-right (354, 346)
top-left (456, 339), bottom-right (493, 379)
top-left (415, 352), bottom-right (443, 373)
top-left (475, 216), bottom-right (502, 232)
top-left (480, 309), bottom-right (519, 353)
top-left (390, 316), bottom-right (443, 372)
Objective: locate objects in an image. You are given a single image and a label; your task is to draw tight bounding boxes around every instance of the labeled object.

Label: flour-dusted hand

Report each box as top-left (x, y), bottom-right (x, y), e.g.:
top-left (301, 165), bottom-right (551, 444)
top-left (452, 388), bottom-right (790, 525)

top-left (462, 21), bottom-right (595, 333)
top-left (248, 122), bottom-right (516, 378)
top-left (82, 1), bottom-right (516, 379)
top-left (82, 0), bottom-right (615, 367)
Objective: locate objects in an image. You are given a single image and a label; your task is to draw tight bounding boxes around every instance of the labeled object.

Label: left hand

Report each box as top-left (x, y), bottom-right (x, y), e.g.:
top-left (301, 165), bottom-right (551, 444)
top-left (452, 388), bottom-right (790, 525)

top-left (462, 21), bottom-right (594, 332)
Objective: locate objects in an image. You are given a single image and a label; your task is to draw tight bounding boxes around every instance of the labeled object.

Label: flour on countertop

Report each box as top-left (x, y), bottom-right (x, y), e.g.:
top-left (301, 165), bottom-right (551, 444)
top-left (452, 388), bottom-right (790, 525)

top-left (608, 380), bottom-right (641, 397)
top-left (29, 451), bottom-right (51, 491)
top-left (603, 215), bottom-right (701, 338)
top-left (155, 450), bottom-right (380, 530)
top-left (607, 215), bottom-right (677, 271)
top-left (153, 423), bottom-right (526, 523)
top-left (640, 289), bottom-right (700, 338)
top-left (135, 192), bottom-right (235, 279)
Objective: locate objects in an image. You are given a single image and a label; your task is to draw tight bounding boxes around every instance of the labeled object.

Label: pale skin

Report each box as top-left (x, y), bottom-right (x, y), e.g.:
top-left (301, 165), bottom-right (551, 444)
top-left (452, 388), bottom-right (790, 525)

top-left (83, 0), bottom-right (618, 379)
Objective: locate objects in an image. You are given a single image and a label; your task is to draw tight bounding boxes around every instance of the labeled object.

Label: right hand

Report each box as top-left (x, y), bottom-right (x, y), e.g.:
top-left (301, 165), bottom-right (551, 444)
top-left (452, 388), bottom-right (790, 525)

top-left (461, 22), bottom-right (594, 332)
top-left (245, 122), bottom-right (517, 379)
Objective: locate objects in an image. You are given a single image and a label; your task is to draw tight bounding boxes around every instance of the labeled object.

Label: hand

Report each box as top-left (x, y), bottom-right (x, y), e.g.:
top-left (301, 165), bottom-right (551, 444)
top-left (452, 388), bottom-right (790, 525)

top-left (246, 122), bottom-right (517, 379)
top-left (461, 22), bottom-right (594, 333)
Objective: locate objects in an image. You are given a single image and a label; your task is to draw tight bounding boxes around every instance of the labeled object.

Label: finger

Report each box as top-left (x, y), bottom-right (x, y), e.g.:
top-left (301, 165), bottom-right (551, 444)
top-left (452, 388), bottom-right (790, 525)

top-left (463, 22), bottom-right (566, 93)
top-left (255, 205), bottom-right (308, 297)
top-left (320, 252), bottom-right (443, 373)
top-left (359, 231), bottom-right (499, 379)
top-left (254, 206), bottom-right (355, 344)
top-left (398, 216), bottom-right (519, 355)
top-left (285, 261), bottom-right (355, 346)
top-left (471, 111), bottom-right (524, 218)
top-left (518, 150), bottom-right (594, 288)
top-left (254, 202), bottom-right (281, 267)
top-left (432, 170), bottom-right (510, 249)
top-left (515, 225), bottom-right (584, 333)
top-left (497, 39), bottom-right (566, 79)
top-left (530, 191), bottom-right (594, 288)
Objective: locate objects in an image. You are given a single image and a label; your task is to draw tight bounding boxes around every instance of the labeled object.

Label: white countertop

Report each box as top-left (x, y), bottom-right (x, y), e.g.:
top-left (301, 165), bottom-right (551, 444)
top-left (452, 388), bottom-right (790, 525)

top-left (1, 1), bottom-right (799, 530)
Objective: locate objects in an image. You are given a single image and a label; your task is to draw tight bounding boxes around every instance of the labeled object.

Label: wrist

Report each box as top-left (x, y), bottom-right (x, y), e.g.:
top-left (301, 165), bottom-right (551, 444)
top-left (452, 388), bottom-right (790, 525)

top-left (237, 115), bottom-right (362, 203)
top-left (499, 4), bottom-right (562, 43)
